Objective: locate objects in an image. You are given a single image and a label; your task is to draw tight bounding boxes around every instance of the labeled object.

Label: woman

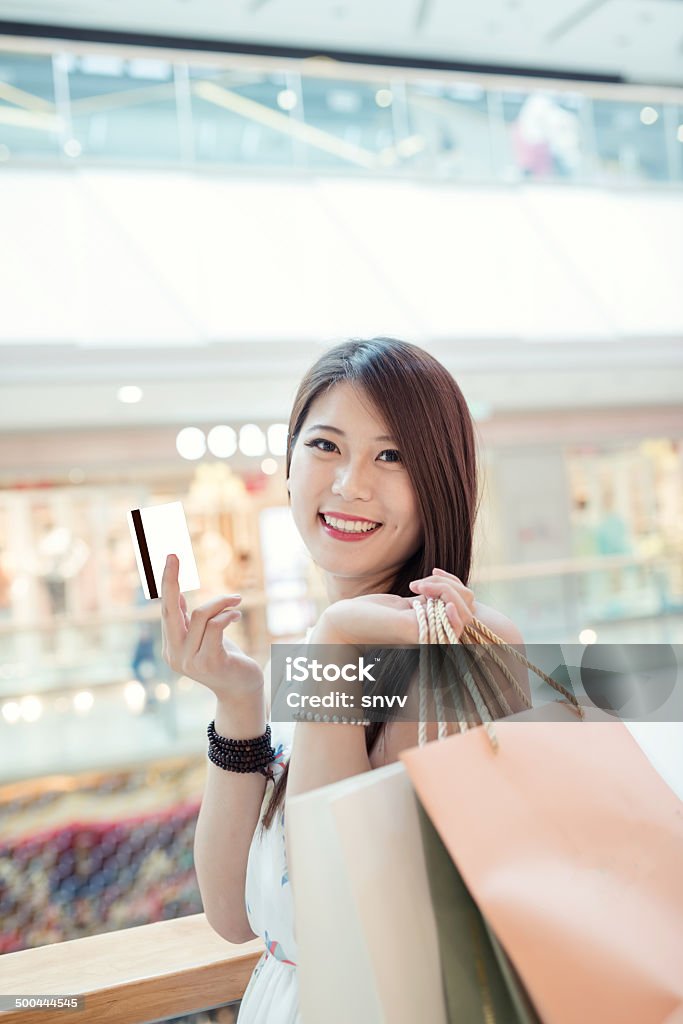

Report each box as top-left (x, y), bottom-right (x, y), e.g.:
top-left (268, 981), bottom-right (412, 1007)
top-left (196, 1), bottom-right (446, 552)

top-left (161, 338), bottom-right (528, 1023)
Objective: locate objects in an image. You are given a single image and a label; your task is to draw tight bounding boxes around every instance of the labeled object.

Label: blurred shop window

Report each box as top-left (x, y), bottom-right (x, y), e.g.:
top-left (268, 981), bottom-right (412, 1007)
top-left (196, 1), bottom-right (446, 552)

top-left (189, 66), bottom-right (296, 168)
top-left (676, 106), bottom-right (683, 183)
top-left (259, 507), bottom-right (316, 638)
top-left (66, 52), bottom-right (181, 163)
top-left (32, 521), bottom-right (90, 619)
top-left (298, 75), bottom-right (396, 172)
top-left (592, 99), bottom-right (669, 183)
top-left (0, 546), bottom-right (13, 622)
top-left (0, 50), bottom-right (59, 159)
top-left (406, 80), bottom-right (493, 180)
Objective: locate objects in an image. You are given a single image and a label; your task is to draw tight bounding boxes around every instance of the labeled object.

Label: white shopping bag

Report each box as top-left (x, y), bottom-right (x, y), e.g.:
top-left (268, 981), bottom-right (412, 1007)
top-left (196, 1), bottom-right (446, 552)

top-left (287, 761), bottom-right (448, 1024)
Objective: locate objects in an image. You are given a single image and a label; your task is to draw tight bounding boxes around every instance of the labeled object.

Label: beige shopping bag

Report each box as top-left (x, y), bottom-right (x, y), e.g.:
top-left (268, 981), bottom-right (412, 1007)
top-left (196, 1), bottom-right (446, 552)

top-left (287, 761), bottom-right (448, 1024)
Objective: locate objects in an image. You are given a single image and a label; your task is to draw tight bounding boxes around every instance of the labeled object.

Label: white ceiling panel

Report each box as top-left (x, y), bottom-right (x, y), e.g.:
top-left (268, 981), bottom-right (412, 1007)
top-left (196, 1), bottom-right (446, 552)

top-left (1, 170), bottom-right (681, 348)
top-left (0, 0), bottom-right (681, 84)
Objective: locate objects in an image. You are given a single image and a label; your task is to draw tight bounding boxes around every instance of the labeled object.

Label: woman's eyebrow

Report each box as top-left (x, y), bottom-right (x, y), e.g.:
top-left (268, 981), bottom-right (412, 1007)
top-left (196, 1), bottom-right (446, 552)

top-left (305, 423), bottom-right (396, 442)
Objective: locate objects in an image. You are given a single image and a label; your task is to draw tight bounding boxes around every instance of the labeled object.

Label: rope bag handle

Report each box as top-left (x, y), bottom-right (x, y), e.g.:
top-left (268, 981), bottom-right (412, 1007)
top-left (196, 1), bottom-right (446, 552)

top-left (413, 597), bottom-right (584, 751)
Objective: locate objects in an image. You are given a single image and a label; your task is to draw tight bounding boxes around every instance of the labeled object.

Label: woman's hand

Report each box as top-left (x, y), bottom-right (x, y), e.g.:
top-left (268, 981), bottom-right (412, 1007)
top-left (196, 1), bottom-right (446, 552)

top-left (310, 569), bottom-right (476, 648)
top-left (311, 592), bottom-right (426, 647)
top-left (160, 554), bottom-right (264, 701)
top-left (409, 566), bottom-right (476, 639)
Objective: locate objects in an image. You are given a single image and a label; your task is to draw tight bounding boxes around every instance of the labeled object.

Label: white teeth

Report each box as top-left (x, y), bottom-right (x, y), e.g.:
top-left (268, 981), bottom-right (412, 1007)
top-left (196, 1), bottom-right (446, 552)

top-left (322, 514), bottom-right (380, 533)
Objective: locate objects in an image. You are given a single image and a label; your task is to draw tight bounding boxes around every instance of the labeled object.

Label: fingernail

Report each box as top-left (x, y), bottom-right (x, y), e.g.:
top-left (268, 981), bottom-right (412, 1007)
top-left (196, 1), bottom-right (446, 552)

top-left (409, 581), bottom-right (420, 589)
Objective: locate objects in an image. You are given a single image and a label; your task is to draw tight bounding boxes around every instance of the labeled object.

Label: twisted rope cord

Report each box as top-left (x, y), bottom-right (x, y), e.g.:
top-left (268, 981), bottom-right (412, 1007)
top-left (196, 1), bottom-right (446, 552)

top-left (464, 618), bottom-right (584, 719)
top-left (428, 598), bottom-right (450, 741)
top-left (460, 642), bottom-right (514, 718)
top-left (461, 629), bottom-right (530, 712)
top-left (413, 599), bottom-right (499, 750)
top-left (431, 602), bottom-right (470, 736)
top-left (436, 605), bottom-right (509, 727)
top-left (413, 599), bottom-right (429, 749)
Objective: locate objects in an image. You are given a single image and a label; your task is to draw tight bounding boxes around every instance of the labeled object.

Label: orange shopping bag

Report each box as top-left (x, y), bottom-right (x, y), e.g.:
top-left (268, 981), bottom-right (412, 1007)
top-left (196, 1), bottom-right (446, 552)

top-left (400, 705), bottom-right (683, 1024)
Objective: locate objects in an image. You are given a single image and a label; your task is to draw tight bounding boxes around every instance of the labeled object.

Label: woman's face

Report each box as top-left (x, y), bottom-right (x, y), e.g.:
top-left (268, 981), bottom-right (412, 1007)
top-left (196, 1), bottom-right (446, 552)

top-left (288, 382), bottom-right (423, 599)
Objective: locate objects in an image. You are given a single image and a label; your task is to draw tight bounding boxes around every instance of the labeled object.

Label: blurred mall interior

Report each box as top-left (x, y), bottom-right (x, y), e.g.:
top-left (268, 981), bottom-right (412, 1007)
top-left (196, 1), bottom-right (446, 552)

top-left (0, 1), bottom-right (682, 1020)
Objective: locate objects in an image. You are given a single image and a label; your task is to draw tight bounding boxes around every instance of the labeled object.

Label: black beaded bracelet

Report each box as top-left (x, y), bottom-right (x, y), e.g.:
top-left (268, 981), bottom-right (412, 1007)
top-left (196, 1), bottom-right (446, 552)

top-left (207, 721), bottom-right (277, 779)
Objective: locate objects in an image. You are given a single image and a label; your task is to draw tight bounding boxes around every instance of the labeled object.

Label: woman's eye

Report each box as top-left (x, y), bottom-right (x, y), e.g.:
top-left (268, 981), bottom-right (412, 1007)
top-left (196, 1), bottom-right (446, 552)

top-left (378, 449), bottom-right (402, 463)
top-left (304, 438), bottom-right (338, 453)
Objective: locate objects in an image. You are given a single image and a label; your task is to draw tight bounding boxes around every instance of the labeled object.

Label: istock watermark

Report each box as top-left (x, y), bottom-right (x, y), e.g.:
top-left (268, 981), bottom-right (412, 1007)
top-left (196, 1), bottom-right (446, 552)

top-left (285, 655), bottom-right (379, 684)
top-left (269, 642), bottom-right (683, 725)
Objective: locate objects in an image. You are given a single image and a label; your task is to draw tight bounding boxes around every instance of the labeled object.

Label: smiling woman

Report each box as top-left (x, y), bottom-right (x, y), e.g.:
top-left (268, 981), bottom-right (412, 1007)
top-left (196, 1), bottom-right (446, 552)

top-left (257, 339), bottom-right (488, 828)
top-left (190, 336), bottom-right (528, 1024)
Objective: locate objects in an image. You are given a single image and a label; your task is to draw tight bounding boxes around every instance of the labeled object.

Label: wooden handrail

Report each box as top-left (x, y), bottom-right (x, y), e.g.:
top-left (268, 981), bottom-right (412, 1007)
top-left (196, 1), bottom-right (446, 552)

top-left (0, 914), bottom-right (264, 1024)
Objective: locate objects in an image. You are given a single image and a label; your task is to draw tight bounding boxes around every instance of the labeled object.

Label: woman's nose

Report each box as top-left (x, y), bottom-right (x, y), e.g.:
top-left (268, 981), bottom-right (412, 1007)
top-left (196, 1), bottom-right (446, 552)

top-left (332, 463), bottom-right (372, 502)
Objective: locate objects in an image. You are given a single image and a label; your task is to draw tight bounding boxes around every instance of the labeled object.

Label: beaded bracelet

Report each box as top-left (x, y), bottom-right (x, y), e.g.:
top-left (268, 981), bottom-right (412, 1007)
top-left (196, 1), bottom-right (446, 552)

top-left (291, 709), bottom-right (371, 727)
top-left (207, 720), bottom-right (277, 779)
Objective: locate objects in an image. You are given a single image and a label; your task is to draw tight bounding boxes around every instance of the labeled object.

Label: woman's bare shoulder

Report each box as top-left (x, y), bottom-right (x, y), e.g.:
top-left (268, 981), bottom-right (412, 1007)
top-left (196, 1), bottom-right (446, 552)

top-left (471, 600), bottom-right (525, 645)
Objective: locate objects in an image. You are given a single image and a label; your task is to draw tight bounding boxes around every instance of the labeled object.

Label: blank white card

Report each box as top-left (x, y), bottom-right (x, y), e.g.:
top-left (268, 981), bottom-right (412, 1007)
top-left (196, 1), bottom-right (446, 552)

top-left (127, 500), bottom-right (201, 600)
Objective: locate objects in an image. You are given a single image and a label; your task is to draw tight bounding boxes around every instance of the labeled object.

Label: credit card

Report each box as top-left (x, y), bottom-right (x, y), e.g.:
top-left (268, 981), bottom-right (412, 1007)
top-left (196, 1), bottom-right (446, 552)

top-left (127, 500), bottom-right (201, 600)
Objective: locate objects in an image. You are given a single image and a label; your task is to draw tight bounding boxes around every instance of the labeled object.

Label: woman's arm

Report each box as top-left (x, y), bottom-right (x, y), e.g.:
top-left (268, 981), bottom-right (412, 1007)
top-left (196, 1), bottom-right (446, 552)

top-left (160, 555), bottom-right (270, 945)
top-left (193, 690), bottom-right (268, 944)
top-left (285, 609), bottom-right (373, 802)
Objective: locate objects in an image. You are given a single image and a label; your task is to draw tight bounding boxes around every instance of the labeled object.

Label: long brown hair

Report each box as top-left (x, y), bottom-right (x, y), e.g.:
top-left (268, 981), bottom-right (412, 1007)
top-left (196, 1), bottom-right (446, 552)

top-left (261, 337), bottom-right (481, 830)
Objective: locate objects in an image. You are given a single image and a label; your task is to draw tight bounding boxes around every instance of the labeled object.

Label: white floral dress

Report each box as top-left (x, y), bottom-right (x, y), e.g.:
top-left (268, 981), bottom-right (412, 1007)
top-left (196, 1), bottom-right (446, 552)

top-left (236, 634), bottom-right (311, 1023)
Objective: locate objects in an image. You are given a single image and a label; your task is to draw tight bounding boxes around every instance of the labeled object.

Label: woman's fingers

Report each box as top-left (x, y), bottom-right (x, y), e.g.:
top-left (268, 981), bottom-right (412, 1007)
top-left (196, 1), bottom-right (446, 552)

top-left (410, 572), bottom-right (475, 608)
top-left (408, 577), bottom-right (474, 634)
top-left (179, 592), bottom-right (190, 630)
top-left (161, 555), bottom-right (186, 663)
top-left (185, 594), bottom-right (243, 661)
top-left (190, 608), bottom-right (243, 668)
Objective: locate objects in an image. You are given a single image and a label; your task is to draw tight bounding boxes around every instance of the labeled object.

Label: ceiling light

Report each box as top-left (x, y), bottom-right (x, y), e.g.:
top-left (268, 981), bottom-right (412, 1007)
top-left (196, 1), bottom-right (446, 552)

top-left (277, 89), bottom-right (298, 111)
top-left (127, 59), bottom-right (171, 81)
top-left (267, 423), bottom-right (289, 456)
top-left (677, 125), bottom-right (683, 143)
top-left (154, 683), bottom-right (171, 701)
top-left (20, 695), bottom-right (43, 722)
top-left (375, 89), bottom-right (393, 108)
top-left (124, 680), bottom-right (147, 713)
top-left (79, 55), bottom-right (126, 76)
top-left (579, 628), bottom-right (597, 644)
top-left (640, 106), bottom-right (658, 125)
top-left (73, 690), bottom-right (94, 714)
top-left (176, 427), bottom-right (207, 460)
top-left (239, 424), bottom-right (267, 456)
top-left (118, 385), bottom-right (143, 403)
top-left (1, 701), bottom-right (20, 724)
top-left (261, 458), bottom-right (278, 475)
top-left (63, 138), bottom-right (82, 158)
top-left (208, 425), bottom-right (237, 458)
top-left (326, 89), bottom-right (362, 114)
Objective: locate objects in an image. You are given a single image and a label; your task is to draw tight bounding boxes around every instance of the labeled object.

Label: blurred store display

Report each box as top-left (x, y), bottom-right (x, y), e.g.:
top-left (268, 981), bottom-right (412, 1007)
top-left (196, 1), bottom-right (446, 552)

top-left (0, 757), bottom-right (205, 954)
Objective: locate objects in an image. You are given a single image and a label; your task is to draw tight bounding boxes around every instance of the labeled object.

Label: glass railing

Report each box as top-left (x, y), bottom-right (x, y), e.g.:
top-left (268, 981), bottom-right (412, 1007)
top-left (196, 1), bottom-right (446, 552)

top-left (1, 552), bottom-right (681, 782)
top-left (0, 40), bottom-right (681, 185)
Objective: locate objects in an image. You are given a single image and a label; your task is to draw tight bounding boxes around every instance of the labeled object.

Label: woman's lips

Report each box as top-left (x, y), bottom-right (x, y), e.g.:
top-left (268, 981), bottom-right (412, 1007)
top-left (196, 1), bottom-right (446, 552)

top-left (318, 513), bottom-right (383, 542)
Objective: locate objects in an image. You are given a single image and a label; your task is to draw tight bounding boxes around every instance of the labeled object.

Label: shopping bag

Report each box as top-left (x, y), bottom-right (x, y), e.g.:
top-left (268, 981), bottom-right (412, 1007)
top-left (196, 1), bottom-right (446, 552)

top-left (400, 703), bottom-right (683, 1024)
top-left (415, 798), bottom-right (541, 1023)
top-left (287, 761), bottom-right (448, 1024)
